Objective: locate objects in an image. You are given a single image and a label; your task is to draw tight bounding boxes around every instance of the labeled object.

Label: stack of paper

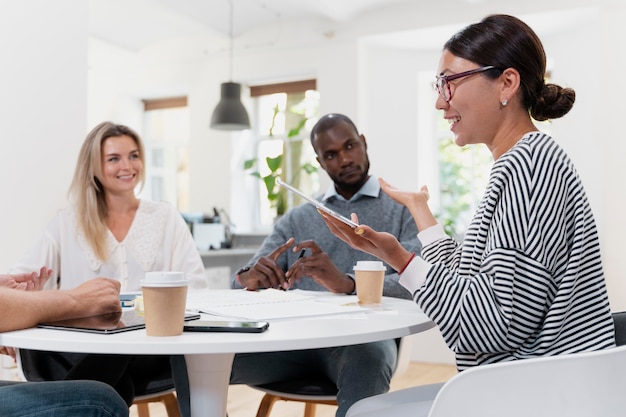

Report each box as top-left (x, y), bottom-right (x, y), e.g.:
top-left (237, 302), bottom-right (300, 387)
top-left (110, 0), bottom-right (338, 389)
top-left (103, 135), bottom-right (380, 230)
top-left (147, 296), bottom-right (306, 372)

top-left (186, 289), bottom-right (368, 320)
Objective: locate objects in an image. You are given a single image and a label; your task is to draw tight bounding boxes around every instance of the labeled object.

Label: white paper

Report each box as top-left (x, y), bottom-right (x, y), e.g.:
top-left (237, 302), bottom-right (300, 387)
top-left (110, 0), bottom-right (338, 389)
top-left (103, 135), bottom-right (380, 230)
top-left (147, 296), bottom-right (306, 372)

top-left (186, 289), bottom-right (370, 320)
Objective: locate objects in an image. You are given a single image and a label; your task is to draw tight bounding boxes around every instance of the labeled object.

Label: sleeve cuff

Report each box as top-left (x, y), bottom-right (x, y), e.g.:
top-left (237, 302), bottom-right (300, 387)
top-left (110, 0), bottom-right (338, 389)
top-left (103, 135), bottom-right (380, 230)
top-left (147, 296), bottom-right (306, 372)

top-left (417, 223), bottom-right (448, 246)
top-left (398, 256), bottom-right (431, 295)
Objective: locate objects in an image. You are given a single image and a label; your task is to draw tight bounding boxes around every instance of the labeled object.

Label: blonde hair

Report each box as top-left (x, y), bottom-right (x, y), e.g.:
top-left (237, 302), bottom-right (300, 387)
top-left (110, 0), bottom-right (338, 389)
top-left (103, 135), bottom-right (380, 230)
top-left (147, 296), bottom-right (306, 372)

top-left (68, 121), bottom-right (145, 260)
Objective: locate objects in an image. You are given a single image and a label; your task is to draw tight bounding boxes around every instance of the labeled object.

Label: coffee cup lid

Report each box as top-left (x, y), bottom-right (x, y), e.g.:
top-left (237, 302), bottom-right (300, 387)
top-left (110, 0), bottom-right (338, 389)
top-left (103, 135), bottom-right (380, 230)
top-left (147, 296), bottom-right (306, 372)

top-left (141, 271), bottom-right (189, 287)
top-left (353, 261), bottom-right (386, 271)
top-left (140, 279), bottom-right (190, 288)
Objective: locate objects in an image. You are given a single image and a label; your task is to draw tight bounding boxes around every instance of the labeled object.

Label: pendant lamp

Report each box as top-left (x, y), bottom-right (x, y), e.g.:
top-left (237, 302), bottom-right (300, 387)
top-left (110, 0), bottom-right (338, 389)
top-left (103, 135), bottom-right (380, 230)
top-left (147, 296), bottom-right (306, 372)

top-left (210, 0), bottom-right (250, 131)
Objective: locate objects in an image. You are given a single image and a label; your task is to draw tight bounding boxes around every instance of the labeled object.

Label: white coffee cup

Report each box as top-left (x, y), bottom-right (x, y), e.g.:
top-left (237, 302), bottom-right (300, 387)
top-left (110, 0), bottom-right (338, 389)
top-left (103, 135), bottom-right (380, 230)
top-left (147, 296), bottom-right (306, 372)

top-left (140, 271), bottom-right (189, 336)
top-left (353, 261), bottom-right (386, 305)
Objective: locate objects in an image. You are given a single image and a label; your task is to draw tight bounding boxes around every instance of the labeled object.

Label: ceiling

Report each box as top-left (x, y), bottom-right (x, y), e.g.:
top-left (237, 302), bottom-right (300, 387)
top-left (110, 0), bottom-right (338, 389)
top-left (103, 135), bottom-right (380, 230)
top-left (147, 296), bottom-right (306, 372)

top-left (88, 0), bottom-right (615, 54)
top-left (88, 0), bottom-right (419, 52)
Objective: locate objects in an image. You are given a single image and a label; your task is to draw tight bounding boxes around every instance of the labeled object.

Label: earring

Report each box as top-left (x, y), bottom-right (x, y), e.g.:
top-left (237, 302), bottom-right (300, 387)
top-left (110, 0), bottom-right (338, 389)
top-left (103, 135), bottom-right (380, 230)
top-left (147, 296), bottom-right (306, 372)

top-left (501, 99), bottom-right (508, 106)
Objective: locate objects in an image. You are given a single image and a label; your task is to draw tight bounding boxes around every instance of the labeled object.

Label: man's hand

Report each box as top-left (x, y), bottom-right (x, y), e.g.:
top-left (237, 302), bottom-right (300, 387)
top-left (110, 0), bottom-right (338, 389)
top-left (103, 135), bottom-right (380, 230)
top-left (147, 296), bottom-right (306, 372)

top-left (0, 277), bottom-right (121, 357)
top-left (0, 267), bottom-right (52, 291)
top-left (285, 240), bottom-right (355, 294)
top-left (238, 238), bottom-right (295, 291)
top-left (66, 278), bottom-right (122, 318)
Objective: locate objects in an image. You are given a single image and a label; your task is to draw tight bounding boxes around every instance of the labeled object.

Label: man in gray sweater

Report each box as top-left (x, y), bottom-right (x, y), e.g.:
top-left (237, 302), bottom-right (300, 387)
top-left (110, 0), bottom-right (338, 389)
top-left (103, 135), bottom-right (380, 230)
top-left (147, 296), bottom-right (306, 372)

top-left (230, 113), bottom-right (421, 417)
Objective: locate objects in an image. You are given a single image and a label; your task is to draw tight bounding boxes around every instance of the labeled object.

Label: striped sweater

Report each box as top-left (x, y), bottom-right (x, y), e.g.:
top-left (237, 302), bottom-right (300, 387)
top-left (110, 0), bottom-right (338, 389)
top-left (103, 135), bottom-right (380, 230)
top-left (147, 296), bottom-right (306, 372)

top-left (411, 132), bottom-right (614, 370)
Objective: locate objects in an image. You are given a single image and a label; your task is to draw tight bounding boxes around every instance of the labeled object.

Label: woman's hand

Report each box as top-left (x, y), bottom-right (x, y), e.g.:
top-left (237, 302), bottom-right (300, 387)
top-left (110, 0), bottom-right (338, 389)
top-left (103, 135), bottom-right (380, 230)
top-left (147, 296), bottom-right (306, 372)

top-left (379, 178), bottom-right (437, 232)
top-left (379, 178), bottom-right (429, 206)
top-left (319, 211), bottom-right (413, 272)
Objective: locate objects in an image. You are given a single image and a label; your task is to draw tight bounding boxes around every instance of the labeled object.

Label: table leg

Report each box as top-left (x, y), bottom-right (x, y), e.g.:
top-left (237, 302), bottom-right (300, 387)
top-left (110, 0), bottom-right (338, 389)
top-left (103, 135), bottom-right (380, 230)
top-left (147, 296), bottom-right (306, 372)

top-left (184, 352), bottom-right (234, 417)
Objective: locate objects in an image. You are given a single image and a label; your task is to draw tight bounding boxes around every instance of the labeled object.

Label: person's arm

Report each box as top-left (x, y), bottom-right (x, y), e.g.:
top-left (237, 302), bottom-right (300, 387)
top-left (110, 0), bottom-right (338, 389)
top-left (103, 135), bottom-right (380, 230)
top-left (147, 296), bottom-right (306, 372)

top-left (0, 278), bottom-right (121, 333)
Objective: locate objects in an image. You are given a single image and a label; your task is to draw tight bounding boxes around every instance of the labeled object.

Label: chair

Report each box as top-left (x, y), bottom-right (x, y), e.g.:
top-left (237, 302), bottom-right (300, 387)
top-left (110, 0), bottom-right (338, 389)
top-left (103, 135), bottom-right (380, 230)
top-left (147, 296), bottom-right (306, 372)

top-left (346, 311), bottom-right (626, 417)
top-left (427, 344), bottom-right (626, 417)
top-left (132, 388), bottom-right (181, 417)
top-left (611, 310), bottom-right (626, 346)
top-left (249, 335), bottom-right (415, 417)
top-left (15, 349), bottom-right (181, 417)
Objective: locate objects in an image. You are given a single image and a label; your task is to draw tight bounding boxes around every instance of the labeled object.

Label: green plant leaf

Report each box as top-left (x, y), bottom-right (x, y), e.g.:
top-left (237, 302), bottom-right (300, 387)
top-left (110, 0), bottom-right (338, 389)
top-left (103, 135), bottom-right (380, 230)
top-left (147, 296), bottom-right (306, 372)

top-left (266, 155), bottom-right (283, 173)
top-left (243, 158), bottom-right (257, 170)
top-left (288, 118), bottom-right (308, 138)
top-left (263, 175), bottom-right (277, 196)
top-left (301, 162), bottom-right (318, 174)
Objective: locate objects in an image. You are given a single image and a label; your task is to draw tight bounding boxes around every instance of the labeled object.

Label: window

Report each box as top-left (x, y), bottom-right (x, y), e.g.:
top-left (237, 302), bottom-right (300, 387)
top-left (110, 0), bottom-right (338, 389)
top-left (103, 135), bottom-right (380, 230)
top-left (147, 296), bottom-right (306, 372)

top-left (418, 72), bottom-right (491, 240)
top-left (141, 97), bottom-right (190, 211)
top-left (234, 80), bottom-right (320, 230)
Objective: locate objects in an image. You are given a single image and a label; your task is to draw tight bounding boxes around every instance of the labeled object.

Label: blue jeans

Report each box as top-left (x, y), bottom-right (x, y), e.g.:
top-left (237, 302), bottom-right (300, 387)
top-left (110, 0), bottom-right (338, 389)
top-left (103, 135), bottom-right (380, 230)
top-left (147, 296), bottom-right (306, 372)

top-left (0, 380), bottom-right (128, 417)
top-left (172, 340), bottom-right (398, 417)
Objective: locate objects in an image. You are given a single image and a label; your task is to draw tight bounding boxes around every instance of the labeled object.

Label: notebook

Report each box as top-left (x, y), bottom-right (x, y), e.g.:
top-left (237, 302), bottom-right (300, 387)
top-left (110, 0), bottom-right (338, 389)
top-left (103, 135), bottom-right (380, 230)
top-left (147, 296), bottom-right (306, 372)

top-left (38, 310), bottom-right (200, 334)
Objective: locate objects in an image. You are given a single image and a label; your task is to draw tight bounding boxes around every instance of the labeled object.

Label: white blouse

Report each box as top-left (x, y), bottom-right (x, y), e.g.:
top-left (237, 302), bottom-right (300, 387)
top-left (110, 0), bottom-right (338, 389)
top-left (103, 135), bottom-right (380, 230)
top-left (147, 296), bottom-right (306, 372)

top-left (11, 199), bottom-right (206, 292)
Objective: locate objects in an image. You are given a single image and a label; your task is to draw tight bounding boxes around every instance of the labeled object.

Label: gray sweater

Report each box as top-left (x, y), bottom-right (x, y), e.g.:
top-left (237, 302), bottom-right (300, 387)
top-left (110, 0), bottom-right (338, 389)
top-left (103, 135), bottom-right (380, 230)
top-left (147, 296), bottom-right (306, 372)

top-left (232, 189), bottom-right (421, 299)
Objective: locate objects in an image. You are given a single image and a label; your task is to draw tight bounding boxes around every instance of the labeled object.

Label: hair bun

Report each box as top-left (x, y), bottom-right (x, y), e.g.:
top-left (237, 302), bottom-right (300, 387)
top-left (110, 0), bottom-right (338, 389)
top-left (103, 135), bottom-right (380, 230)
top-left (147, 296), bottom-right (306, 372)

top-left (531, 84), bottom-right (575, 121)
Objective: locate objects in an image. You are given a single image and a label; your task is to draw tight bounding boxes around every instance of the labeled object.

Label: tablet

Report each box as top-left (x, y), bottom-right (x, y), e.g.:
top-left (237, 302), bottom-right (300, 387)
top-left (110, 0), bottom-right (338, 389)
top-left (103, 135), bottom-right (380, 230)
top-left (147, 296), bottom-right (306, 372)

top-left (276, 178), bottom-right (359, 228)
top-left (38, 310), bottom-right (201, 334)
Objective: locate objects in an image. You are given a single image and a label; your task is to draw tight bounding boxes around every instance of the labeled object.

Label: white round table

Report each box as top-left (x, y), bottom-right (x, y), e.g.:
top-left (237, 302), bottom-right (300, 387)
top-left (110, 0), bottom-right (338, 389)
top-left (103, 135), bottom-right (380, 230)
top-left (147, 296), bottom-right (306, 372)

top-left (0, 294), bottom-right (433, 417)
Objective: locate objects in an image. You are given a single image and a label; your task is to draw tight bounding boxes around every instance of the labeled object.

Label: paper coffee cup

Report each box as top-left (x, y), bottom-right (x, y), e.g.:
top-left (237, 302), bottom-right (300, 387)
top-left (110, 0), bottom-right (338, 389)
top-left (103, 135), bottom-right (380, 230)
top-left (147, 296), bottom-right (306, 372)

top-left (140, 272), bottom-right (189, 336)
top-left (353, 261), bottom-right (386, 305)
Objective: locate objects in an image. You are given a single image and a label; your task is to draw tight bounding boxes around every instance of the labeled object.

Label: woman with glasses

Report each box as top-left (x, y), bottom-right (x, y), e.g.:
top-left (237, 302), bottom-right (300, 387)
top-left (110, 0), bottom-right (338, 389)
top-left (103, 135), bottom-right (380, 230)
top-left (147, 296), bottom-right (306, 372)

top-left (321, 14), bottom-right (615, 416)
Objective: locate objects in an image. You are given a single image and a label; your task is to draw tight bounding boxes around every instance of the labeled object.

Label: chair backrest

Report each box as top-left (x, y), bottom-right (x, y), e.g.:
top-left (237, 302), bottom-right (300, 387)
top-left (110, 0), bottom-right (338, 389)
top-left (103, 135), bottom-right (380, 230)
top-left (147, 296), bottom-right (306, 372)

top-left (612, 311), bottom-right (626, 346)
top-left (427, 345), bottom-right (626, 417)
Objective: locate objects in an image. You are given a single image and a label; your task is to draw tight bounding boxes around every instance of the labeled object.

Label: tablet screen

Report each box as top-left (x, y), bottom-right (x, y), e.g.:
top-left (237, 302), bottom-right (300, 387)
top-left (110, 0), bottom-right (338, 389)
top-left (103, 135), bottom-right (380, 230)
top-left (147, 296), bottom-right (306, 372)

top-left (276, 178), bottom-right (358, 228)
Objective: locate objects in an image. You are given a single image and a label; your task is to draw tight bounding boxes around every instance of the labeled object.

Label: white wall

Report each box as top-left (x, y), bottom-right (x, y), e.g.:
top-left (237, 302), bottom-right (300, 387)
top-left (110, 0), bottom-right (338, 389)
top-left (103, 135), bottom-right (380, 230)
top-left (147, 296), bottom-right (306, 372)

top-left (595, 3), bottom-right (626, 312)
top-left (0, 0), bottom-right (88, 272)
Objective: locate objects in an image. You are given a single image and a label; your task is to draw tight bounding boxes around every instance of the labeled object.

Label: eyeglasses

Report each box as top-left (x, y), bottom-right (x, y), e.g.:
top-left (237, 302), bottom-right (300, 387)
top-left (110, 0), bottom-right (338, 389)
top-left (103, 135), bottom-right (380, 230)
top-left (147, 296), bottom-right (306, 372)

top-left (435, 66), bottom-right (497, 102)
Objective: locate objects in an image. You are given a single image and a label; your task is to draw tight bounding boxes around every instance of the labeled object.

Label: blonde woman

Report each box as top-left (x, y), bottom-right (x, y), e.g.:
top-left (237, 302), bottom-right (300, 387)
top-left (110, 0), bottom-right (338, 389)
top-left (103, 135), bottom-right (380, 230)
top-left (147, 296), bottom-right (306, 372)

top-left (9, 121), bottom-right (205, 408)
top-left (13, 121), bottom-right (205, 291)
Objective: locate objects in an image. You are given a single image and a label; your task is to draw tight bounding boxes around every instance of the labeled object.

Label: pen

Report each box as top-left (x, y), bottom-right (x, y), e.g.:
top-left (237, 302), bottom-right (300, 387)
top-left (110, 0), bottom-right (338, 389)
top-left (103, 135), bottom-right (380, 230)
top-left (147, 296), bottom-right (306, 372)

top-left (283, 249), bottom-right (306, 290)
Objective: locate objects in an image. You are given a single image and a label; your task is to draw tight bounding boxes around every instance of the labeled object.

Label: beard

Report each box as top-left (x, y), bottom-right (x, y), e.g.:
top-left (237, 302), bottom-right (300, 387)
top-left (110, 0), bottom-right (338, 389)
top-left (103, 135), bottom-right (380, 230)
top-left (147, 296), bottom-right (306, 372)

top-left (329, 157), bottom-right (370, 195)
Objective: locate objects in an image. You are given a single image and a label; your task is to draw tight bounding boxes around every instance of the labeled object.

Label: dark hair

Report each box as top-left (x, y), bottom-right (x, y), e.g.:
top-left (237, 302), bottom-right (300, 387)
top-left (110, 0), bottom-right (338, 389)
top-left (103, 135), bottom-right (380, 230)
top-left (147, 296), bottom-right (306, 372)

top-left (444, 14), bottom-right (575, 121)
top-left (310, 113), bottom-right (360, 150)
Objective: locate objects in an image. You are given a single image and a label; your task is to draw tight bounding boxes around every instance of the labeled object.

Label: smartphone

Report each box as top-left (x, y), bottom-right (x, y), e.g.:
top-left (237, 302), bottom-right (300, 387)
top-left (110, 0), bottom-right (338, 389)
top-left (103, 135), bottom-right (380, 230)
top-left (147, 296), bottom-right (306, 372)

top-left (183, 320), bottom-right (269, 333)
top-left (276, 178), bottom-right (359, 228)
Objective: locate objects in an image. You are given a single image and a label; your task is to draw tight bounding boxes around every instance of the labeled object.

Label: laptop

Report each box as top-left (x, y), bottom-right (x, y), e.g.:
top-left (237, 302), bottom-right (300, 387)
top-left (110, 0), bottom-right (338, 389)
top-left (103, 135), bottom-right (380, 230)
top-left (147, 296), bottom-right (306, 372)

top-left (38, 310), bottom-right (200, 334)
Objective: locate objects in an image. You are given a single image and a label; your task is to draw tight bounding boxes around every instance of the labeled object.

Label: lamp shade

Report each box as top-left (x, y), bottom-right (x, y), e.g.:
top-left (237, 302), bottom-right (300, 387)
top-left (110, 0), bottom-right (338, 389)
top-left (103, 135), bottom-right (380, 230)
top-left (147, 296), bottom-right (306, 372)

top-left (210, 82), bottom-right (250, 131)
